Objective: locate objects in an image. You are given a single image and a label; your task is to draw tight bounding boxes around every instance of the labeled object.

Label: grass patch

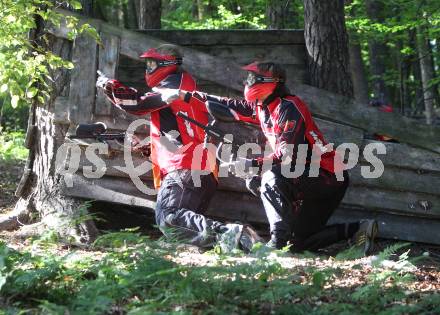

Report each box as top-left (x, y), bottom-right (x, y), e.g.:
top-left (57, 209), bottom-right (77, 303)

top-left (0, 130), bottom-right (28, 163)
top-left (0, 229), bottom-right (439, 315)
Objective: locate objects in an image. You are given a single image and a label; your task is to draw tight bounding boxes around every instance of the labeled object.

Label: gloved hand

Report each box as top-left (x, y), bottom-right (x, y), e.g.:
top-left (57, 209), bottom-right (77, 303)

top-left (152, 87), bottom-right (181, 103)
top-left (96, 70), bottom-right (110, 89)
top-left (245, 175), bottom-right (261, 197)
top-left (230, 157), bottom-right (259, 176)
top-left (129, 134), bottom-right (151, 157)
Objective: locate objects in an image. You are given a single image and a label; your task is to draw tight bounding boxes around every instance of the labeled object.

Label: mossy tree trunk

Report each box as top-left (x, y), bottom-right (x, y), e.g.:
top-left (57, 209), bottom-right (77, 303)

top-left (0, 9), bottom-right (98, 243)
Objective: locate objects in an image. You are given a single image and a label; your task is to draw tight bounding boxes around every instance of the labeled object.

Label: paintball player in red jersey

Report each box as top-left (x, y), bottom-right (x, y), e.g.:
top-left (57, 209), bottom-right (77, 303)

top-left (173, 61), bottom-right (378, 255)
top-left (95, 44), bottom-right (261, 252)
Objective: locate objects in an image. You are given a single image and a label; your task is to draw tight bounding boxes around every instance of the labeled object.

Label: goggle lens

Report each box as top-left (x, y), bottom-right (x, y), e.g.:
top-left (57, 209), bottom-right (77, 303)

top-left (145, 59), bottom-right (158, 74)
top-left (245, 72), bottom-right (278, 86)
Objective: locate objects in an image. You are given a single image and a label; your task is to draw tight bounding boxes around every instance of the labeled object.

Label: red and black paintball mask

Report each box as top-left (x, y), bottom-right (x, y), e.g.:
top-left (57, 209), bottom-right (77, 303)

top-left (242, 62), bottom-right (284, 103)
top-left (140, 48), bottom-right (183, 87)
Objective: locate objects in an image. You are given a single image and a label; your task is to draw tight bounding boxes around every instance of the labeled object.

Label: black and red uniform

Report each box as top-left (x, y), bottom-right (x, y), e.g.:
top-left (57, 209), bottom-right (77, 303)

top-left (184, 89), bottom-right (358, 251)
top-left (103, 73), bottom-right (216, 187)
top-left (101, 59), bottom-right (227, 248)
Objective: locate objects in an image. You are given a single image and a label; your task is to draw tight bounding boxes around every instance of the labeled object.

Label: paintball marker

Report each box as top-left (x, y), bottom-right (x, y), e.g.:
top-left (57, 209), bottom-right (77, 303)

top-left (68, 122), bottom-right (125, 142)
top-left (177, 101), bottom-right (261, 196)
top-left (177, 100), bottom-right (237, 165)
top-left (67, 122), bottom-right (151, 157)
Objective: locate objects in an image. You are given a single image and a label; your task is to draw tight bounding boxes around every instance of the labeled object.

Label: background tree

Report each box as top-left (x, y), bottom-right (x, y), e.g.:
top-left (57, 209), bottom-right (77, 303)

top-left (365, 0), bottom-right (390, 105)
top-left (136, 0), bottom-right (162, 29)
top-left (417, 24), bottom-right (436, 124)
top-left (346, 0), bottom-right (369, 103)
top-left (303, 0), bottom-right (354, 97)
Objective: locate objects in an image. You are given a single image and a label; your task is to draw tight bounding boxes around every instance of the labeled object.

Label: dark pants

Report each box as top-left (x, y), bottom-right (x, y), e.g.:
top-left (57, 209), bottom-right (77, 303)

top-left (260, 165), bottom-right (350, 252)
top-left (155, 169), bottom-right (226, 247)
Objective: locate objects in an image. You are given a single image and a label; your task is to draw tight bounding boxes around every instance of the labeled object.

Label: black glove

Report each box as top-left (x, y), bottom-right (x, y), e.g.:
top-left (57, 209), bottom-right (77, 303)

top-left (246, 175), bottom-right (261, 197)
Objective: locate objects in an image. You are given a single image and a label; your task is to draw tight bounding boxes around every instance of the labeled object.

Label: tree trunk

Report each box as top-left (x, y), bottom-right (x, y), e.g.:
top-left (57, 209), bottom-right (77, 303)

top-left (197, 0), bottom-right (204, 21)
top-left (303, 0), bottom-right (353, 97)
top-left (266, 0), bottom-right (287, 29)
top-left (409, 30), bottom-right (424, 114)
top-left (1, 9), bottom-right (99, 242)
top-left (349, 42), bottom-right (369, 104)
top-left (80, 0), bottom-right (94, 16)
top-left (136, 0), bottom-right (161, 29)
top-left (124, 0), bottom-right (138, 29)
top-left (417, 26), bottom-right (436, 125)
top-left (365, 0), bottom-right (390, 105)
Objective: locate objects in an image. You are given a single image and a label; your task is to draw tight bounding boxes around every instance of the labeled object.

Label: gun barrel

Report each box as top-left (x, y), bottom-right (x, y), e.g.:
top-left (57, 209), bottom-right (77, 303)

top-left (177, 111), bottom-right (232, 144)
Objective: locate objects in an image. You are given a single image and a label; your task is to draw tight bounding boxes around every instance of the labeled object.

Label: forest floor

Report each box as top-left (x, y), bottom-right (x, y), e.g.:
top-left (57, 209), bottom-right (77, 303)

top-left (1, 157), bottom-right (440, 314)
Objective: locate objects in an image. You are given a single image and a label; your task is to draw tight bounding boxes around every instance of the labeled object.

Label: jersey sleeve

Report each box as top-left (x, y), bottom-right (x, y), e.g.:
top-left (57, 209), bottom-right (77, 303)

top-left (204, 94), bottom-right (255, 118)
top-left (103, 79), bottom-right (168, 115)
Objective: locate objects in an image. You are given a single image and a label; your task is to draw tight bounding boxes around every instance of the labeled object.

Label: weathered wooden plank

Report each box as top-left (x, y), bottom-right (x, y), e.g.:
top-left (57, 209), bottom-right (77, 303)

top-left (61, 173), bottom-right (268, 223)
top-left (137, 30), bottom-right (305, 46)
top-left (60, 171), bottom-right (440, 244)
top-left (360, 140), bottom-right (440, 173)
top-left (95, 33), bottom-right (120, 116)
top-left (62, 173), bottom-right (440, 245)
top-left (328, 207), bottom-right (440, 245)
top-left (315, 118), bottom-right (364, 147)
top-left (188, 44), bottom-right (307, 65)
top-left (61, 173), bottom-right (157, 209)
top-left (116, 65), bottom-right (308, 92)
top-left (93, 114), bottom-right (151, 133)
top-left (53, 97), bottom-right (70, 124)
top-left (68, 148), bottom-right (440, 220)
top-left (290, 83), bottom-right (440, 154)
top-left (350, 165), bottom-right (440, 196)
top-left (343, 186), bottom-right (440, 218)
top-left (68, 34), bottom-right (98, 124)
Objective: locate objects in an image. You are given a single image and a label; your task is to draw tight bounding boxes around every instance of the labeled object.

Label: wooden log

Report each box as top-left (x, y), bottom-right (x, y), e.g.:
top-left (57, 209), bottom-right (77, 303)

top-left (187, 44), bottom-right (307, 65)
top-left (75, 147), bottom-right (440, 198)
top-left (329, 207), bottom-right (440, 245)
top-left (315, 118), bottom-right (364, 147)
top-left (136, 30), bottom-right (305, 45)
top-left (343, 186), bottom-right (440, 218)
top-left (60, 172), bottom-right (440, 244)
top-left (61, 173), bottom-right (267, 222)
top-left (61, 173), bottom-right (157, 209)
top-left (360, 140), bottom-right (440, 173)
top-left (95, 33), bottom-right (120, 116)
top-left (71, 143), bottom-right (440, 217)
top-left (93, 112), bottom-right (151, 132)
top-left (290, 83), bottom-right (440, 154)
top-left (349, 165), bottom-right (440, 196)
top-left (68, 34), bottom-right (98, 124)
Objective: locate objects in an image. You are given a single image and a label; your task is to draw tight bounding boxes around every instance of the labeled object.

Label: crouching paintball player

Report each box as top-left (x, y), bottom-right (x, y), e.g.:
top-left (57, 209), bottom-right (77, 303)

top-left (166, 61), bottom-right (378, 255)
top-left (95, 44), bottom-right (262, 252)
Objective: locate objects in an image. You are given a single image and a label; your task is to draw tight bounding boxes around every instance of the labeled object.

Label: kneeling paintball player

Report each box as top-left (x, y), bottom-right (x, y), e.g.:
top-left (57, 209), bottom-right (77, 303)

top-left (168, 61), bottom-right (378, 255)
top-left (95, 44), bottom-right (261, 252)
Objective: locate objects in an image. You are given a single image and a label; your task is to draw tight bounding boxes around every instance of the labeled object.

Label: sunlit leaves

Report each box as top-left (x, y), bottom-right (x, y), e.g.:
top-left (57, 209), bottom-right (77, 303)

top-left (0, 0), bottom-right (97, 111)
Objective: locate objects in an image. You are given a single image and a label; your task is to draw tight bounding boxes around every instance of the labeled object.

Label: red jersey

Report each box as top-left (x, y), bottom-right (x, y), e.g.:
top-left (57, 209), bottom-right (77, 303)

top-left (103, 72), bottom-right (216, 187)
top-left (201, 94), bottom-right (344, 174)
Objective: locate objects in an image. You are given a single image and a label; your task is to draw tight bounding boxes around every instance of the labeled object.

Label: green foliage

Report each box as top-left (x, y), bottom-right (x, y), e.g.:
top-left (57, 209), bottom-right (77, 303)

top-left (0, 130), bottom-right (28, 162)
top-left (162, 2), bottom-right (266, 30)
top-left (345, 0), bottom-right (440, 109)
top-left (0, 230), bottom-right (438, 314)
top-left (0, 0), bottom-right (98, 112)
